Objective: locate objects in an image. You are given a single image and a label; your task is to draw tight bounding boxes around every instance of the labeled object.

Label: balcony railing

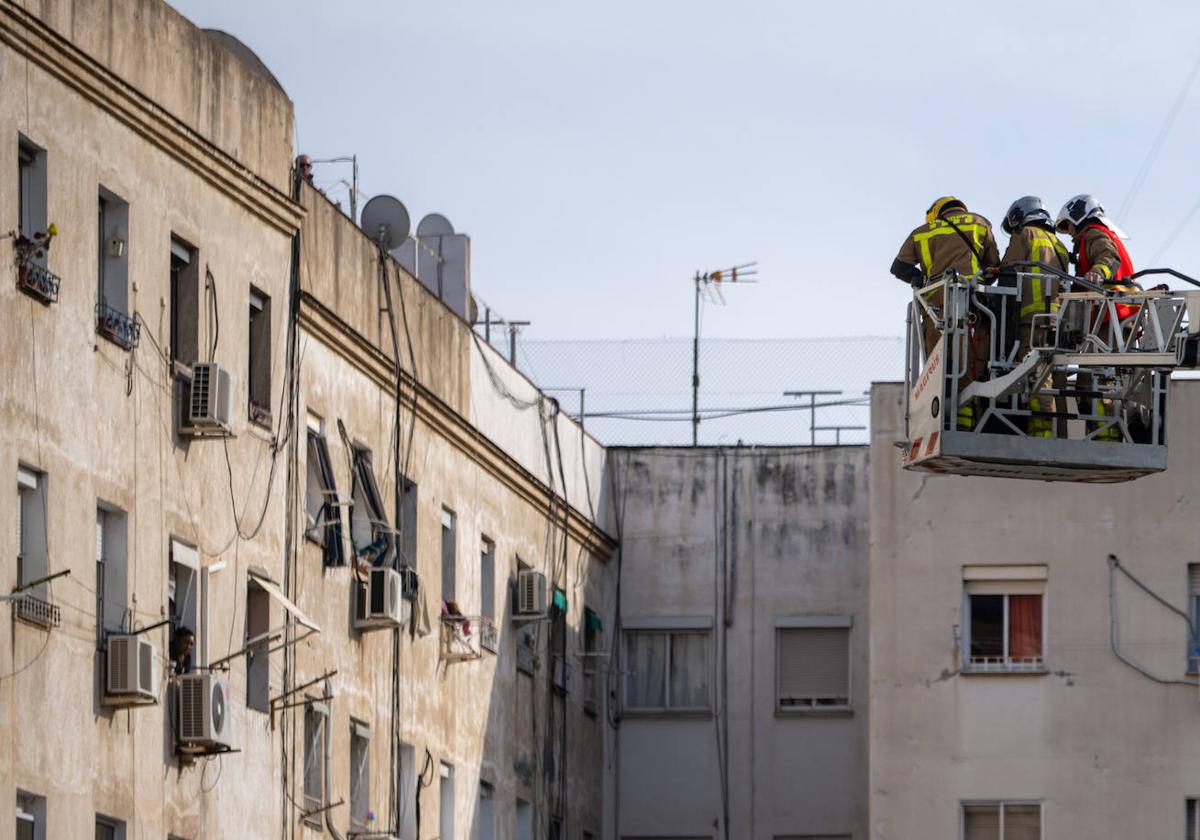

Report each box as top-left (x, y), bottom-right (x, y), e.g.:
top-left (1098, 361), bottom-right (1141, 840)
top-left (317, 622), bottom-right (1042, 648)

top-left (479, 617), bottom-right (499, 653)
top-left (16, 262), bottom-right (60, 305)
top-left (96, 303), bottom-right (140, 350)
top-left (965, 655), bottom-right (1045, 673)
top-left (15, 593), bottom-right (61, 629)
top-left (440, 613), bottom-right (483, 662)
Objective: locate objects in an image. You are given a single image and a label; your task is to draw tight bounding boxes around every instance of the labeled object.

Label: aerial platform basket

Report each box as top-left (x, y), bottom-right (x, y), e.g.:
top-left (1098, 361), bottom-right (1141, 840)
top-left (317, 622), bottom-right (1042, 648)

top-left (901, 265), bottom-right (1200, 483)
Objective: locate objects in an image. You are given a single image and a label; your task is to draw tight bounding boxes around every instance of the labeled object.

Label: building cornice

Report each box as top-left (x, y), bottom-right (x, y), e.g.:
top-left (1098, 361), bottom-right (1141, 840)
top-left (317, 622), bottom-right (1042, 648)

top-left (0, 2), bottom-right (303, 236)
top-left (298, 291), bottom-right (616, 560)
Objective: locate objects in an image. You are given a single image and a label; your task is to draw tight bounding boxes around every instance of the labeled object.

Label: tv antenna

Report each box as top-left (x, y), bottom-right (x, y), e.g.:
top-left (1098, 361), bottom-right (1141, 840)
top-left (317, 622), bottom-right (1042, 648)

top-left (359, 195), bottom-right (411, 251)
top-left (692, 262), bottom-right (758, 446)
top-left (311, 155), bottom-right (359, 221)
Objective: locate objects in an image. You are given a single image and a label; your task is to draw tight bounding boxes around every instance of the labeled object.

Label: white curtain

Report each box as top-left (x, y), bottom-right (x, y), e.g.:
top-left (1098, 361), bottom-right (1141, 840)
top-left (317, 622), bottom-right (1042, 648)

top-left (669, 632), bottom-right (709, 709)
top-left (625, 633), bottom-right (666, 709)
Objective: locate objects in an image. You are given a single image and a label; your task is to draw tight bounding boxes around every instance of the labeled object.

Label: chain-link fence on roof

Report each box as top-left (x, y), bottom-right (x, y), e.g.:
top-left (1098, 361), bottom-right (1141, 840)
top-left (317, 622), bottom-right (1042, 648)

top-left (504, 336), bottom-right (906, 447)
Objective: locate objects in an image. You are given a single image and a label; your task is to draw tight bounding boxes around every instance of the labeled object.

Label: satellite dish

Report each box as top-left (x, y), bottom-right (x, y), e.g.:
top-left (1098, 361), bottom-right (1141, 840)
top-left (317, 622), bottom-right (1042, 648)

top-left (417, 213), bottom-right (454, 238)
top-left (360, 195), bottom-right (410, 250)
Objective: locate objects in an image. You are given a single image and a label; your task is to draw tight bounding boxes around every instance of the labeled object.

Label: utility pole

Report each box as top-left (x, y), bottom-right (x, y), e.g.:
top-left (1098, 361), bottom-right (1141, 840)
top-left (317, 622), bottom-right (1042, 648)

top-left (783, 390), bottom-right (841, 446)
top-left (507, 321), bottom-right (531, 366)
top-left (692, 263), bottom-right (758, 446)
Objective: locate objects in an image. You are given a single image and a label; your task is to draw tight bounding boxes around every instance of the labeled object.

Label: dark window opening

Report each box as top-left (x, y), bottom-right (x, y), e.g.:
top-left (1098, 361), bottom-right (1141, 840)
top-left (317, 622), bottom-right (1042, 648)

top-left (306, 429), bottom-right (345, 566)
top-left (351, 446), bottom-right (393, 567)
top-left (248, 287), bottom-right (271, 425)
top-left (169, 237), bottom-right (199, 366)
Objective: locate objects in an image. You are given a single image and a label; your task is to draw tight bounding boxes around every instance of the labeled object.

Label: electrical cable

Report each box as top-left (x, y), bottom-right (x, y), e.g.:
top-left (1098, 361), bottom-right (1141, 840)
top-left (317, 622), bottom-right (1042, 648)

top-left (1107, 554), bottom-right (1198, 687)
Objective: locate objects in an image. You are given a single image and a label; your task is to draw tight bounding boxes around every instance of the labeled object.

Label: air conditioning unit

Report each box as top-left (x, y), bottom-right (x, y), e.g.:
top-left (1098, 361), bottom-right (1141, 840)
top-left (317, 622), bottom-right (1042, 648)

top-left (104, 635), bottom-right (158, 704)
top-left (355, 566), bottom-right (410, 630)
top-left (516, 570), bottom-right (547, 617)
top-left (186, 363), bottom-right (233, 434)
top-left (177, 673), bottom-right (233, 752)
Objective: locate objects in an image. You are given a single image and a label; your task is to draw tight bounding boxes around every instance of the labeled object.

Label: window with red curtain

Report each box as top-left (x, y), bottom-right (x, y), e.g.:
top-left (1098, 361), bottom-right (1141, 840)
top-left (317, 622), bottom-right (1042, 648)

top-left (1008, 594), bottom-right (1042, 662)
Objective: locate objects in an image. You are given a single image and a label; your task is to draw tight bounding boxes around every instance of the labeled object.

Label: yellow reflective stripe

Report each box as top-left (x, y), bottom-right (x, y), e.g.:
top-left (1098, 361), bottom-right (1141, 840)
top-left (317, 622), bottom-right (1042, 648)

top-left (1020, 230), bottom-right (1062, 317)
top-left (1096, 263), bottom-right (1113, 280)
top-left (912, 222), bottom-right (988, 275)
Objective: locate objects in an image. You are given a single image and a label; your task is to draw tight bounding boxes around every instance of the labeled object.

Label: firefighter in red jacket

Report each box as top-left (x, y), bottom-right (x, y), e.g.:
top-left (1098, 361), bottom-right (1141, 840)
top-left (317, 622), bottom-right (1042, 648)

top-left (1055, 194), bottom-right (1133, 441)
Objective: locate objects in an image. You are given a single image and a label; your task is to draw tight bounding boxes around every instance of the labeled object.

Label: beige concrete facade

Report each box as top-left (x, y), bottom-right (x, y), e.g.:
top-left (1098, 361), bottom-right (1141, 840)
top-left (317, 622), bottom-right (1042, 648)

top-left (869, 379), bottom-right (1200, 838)
top-left (0, 2), bottom-right (614, 839)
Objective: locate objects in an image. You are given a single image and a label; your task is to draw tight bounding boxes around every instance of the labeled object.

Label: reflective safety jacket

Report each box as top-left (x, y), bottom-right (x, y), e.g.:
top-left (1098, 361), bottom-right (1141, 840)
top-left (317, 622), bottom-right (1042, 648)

top-left (1076, 223), bottom-right (1134, 283)
top-left (893, 211), bottom-right (1001, 284)
top-left (1000, 225), bottom-right (1070, 317)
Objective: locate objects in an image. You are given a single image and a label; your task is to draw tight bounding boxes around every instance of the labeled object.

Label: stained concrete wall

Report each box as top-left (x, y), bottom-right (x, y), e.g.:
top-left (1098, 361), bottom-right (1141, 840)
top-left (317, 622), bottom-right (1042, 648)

top-left (869, 380), bottom-right (1200, 838)
top-left (607, 447), bottom-right (869, 840)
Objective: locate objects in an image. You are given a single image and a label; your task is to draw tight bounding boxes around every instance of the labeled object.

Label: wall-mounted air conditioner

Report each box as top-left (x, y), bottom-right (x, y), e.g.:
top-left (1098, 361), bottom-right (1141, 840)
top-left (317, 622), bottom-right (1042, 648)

top-left (177, 672), bottom-right (233, 752)
top-left (516, 570), bottom-right (547, 617)
top-left (355, 567), bottom-right (410, 630)
top-left (185, 363), bottom-right (233, 435)
top-left (104, 634), bottom-right (158, 704)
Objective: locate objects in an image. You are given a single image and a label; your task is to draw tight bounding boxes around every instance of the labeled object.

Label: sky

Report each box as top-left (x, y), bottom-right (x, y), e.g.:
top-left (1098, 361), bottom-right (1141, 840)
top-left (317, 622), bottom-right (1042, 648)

top-left (174, 0), bottom-right (1200, 343)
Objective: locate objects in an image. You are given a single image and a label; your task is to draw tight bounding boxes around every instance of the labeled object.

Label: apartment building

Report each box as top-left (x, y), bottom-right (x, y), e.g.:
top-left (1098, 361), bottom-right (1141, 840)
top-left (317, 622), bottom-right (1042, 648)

top-left (606, 447), bottom-right (869, 840)
top-left (1, 2), bottom-right (614, 838)
top-left (869, 380), bottom-right (1200, 839)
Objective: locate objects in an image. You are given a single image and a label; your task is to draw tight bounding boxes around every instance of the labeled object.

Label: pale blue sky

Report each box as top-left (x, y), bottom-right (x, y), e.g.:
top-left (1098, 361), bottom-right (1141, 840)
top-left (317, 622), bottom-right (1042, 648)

top-left (174, 0), bottom-right (1200, 341)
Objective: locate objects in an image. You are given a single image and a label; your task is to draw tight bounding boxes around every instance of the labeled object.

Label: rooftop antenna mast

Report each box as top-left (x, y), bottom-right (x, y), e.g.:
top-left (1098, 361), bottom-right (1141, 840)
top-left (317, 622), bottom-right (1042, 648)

top-left (692, 262), bottom-right (758, 446)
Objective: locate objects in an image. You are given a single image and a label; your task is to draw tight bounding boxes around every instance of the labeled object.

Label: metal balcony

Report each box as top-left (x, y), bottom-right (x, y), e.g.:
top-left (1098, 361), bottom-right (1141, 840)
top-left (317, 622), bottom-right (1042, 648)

top-left (440, 613), bottom-right (483, 662)
top-left (16, 262), bottom-right (60, 305)
top-left (15, 593), bottom-right (61, 629)
top-left (96, 303), bottom-right (140, 350)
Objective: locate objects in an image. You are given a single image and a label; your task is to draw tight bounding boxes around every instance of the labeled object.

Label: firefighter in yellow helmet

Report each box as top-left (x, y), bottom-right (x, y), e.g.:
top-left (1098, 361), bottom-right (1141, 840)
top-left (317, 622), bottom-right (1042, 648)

top-left (998, 196), bottom-right (1070, 438)
top-left (891, 196), bottom-right (1000, 429)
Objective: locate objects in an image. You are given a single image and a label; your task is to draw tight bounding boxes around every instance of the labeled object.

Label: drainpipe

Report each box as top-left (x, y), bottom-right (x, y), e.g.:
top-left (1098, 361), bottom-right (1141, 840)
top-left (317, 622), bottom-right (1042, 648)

top-left (325, 679), bottom-right (347, 840)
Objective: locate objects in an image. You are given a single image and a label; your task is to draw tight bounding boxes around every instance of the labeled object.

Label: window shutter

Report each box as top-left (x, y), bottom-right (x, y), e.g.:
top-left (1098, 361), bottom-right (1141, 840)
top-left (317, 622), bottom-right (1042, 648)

top-left (17, 489), bottom-right (24, 558)
top-left (1189, 565), bottom-right (1200, 595)
top-left (778, 627), bottom-right (849, 704)
top-left (962, 804), bottom-right (1000, 839)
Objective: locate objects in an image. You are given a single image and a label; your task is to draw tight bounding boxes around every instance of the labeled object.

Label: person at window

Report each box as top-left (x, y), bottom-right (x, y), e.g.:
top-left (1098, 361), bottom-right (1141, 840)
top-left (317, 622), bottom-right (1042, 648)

top-left (296, 154), bottom-right (315, 185)
top-left (891, 196), bottom-right (1001, 429)
top-left (171, 625), bottom-right (195, 675)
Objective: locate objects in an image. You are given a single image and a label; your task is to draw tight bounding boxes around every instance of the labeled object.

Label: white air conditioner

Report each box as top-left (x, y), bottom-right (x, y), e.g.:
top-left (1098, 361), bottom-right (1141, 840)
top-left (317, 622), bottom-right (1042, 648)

top-left (104, 634), bottom-right (158, 704)
top-left (186, 363), bottom-right (233, 434)
top-left (355, 566), bottom-right (410, 630)
top-left (177, 672), bottom-right (233, 752)
top-left (516, 570), bottom-right (547, 617)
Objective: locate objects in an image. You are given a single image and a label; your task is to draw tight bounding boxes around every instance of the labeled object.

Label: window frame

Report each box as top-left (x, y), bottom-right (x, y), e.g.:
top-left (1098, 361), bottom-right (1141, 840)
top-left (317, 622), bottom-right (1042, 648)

top-left (305, 422), bottom-right (345, 567)
top-left (480, 536), bottom-right (495, 620)
top-left (95, 503), bottom-right (128, 647)
top-left (622, 625), bottom-right (713, 714)
top-left (349, 719), bottom-right (371, 831)
top-left (169, 235), bottom-right (199, 367)
top-left (441, 507), bottom-right (457, 605)
top-left (959, 800), bottom-right (1042, 840)
top-left (303, 701), bottom-right (329, 826)
top-left (247, 286), bottom-right (272, 426)
top-left (775, 619), bottom-right (852, 713)
top-left (350, 445), bottom-right (393, 567)
top-left (961, 566), bottom-right (1047, 675)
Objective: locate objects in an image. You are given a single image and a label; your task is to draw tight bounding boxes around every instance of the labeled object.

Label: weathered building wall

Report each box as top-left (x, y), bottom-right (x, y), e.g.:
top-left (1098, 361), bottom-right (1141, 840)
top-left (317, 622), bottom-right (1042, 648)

top-left (607, 446), bottom-right (869, 840)
top-left (0, 1), bottom-right (615, 838)
top-left (869, 380), bottom-right (1200, 838)
top-left (0, 0), bottom-right (300, 836)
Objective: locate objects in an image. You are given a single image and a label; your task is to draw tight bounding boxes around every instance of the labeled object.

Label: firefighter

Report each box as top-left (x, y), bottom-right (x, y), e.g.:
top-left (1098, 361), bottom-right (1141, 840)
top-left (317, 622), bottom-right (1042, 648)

top-left (999, 196), bottom-right (1070, 437)
top-left (1055, 194), bottom-right (1133, 441)
top-left (891, 196), bottom-right (1000, 429)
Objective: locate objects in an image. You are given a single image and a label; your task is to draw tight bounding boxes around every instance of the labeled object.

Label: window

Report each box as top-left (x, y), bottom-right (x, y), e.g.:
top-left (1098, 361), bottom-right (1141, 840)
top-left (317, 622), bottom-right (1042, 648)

top-left (399, 742), bottom-right (417, 840)
top-left (248, 286), bottom-right (271, 424)
top-left (549, 817), bottom-right (563, 840)
top-left (351, 445), bottom-right (393, 566)
top-left (1188, 797), bottom-right (1200, 840)
top-left (305, 416), bottom-right (345, 566)
top-left (169, 236), bottom-right (199, 366)
top-left (350, 720), bottom-right (371, 831)
top-left (398, 475), bottom-right (418, 567)
top-left (169, 538), bottom-right (202, 672)
top-left (480, 537), bottom-right (495, 619)
top-left (1189, 566), bottom-right (1200, 673)
top-left (476, 782), bottom-right (495, 840)
top-left (16, 790), bottom-right (45, 840)
top-left (776, 621), bottom-right (851, 711)
top-left (624, 628), bottom-right (711, 712)
top-left (963, 566), bottom-right (1046, 673)
top-left (441, 508), bottom-right (457, 604)
top-left (584, 606), bottom-right (603, 654)
top-left (95, 505), bottom-right (128, 645)
top-left (94, 814), bottom-right (125, 840)
top-left (17, 466), bottom-right (48, 599)
top-left (245, 579), bottom-right (271, 711)
top-left (550, 591), bottom-right (569, 692)
top-left (303, 702), bottom-right (328, 822)
top-left (17, 137), bottom-right (47, 254)
top-left (515, 799), bottom-right (533, 840)
top-left (97, 187), bottom-right (130, 320)
top-left (439, 762), bottom-right (455, 840)
top-left (961, 801), bottom-right (1040, 839)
